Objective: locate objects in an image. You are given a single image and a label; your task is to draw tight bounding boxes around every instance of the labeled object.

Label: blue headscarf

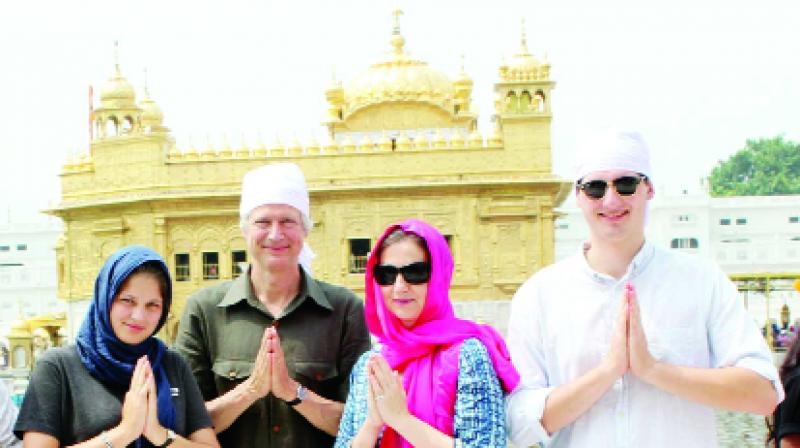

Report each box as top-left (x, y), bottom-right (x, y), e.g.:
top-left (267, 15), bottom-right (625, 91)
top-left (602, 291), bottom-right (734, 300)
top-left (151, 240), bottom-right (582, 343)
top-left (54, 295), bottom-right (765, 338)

top-left (76, 245), bottom-right (176, 443)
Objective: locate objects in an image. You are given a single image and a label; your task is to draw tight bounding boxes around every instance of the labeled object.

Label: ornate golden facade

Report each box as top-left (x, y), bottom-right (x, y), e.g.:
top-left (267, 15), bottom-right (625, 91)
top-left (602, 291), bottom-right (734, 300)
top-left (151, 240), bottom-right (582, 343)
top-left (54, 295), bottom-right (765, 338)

top-left (48, 13), bottom-right (570, 339)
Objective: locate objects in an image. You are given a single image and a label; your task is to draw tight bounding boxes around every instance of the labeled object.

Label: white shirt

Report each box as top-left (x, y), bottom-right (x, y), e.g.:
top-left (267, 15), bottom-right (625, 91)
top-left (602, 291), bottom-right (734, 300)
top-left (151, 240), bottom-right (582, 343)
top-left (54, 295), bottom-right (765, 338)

top-left (506, 241), bottom-right (783, 448)
top-left (0, 380), bottom-right (20, 448)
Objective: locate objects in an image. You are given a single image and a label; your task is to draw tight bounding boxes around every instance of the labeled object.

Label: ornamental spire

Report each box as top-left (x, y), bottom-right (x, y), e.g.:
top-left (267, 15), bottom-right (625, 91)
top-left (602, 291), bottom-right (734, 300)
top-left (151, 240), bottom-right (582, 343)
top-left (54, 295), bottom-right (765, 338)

top-left (520, 19), bottom-right (531, 55)
top-left (390, 9), bottom-right (406, 56)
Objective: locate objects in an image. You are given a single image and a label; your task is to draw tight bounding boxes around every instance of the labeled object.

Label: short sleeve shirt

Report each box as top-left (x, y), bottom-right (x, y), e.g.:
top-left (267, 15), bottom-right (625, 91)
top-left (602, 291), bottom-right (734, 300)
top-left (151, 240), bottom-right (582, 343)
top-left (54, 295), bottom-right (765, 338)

top-left (174, 267), bottom-right (371, 447)
top-left (14, 345), bottom-right (212, 447)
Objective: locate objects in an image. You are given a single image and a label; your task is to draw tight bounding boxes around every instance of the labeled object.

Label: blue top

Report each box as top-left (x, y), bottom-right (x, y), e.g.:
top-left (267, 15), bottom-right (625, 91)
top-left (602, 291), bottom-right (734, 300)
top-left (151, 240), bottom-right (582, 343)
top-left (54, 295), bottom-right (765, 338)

top-left (334, 338), bottom-right (507, 447)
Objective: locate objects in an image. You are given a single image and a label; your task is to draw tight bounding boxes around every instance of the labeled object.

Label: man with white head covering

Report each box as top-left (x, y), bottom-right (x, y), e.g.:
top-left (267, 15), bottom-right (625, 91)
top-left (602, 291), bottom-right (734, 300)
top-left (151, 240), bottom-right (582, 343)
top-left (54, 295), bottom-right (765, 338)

top-left (506, 130), bottom-right (782, 447)
top-left (175, 162), bottom-right (371, 447)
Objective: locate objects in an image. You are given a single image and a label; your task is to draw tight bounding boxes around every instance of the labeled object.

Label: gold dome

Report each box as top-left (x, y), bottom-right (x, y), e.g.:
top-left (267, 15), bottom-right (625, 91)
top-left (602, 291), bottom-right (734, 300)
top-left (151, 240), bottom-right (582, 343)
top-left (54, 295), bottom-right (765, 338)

top-left (343, 10), bottom-right (454, 115)
top-left (100, 65), bottom-right (136, 106)
top-left (454, 56), bottom-right (473, 88)
top-left (139, 91), bottom-right (164, 127)
top-left (508, 30), bottom-right (540, 73)
top-left (501, 26), bottom-right (549, 83)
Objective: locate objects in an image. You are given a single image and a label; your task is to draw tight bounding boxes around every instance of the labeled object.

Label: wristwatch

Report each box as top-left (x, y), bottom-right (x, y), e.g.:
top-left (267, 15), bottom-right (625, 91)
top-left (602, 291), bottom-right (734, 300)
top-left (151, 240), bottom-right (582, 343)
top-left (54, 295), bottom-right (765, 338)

top-left (157, 429), bottom-right (176, 447)
top-left (285, 383), bottom-right (307, 406)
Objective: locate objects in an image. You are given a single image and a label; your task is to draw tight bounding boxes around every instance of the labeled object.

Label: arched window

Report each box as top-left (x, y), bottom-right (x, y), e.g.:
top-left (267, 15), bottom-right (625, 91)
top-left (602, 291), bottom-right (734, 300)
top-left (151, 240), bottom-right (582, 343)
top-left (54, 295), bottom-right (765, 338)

top-left (520, 91), bottom-right (532, 112)
top-left (121, 116), bottom-right (134, 134)
top-left (105, 116), bottom-right (118, 137)
top-left (13, 346), bottom-right (26, 369)
top-left (534, 90), bottom-right (546, 112)
top-left (505, 91), bottom-right (518, 112)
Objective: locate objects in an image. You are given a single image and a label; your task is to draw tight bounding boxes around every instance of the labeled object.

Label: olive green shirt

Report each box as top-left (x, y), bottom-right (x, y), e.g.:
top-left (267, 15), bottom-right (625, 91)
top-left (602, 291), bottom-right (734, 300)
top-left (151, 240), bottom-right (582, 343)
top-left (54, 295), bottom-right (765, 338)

top-left (174, 267), bottom-right (371, 448)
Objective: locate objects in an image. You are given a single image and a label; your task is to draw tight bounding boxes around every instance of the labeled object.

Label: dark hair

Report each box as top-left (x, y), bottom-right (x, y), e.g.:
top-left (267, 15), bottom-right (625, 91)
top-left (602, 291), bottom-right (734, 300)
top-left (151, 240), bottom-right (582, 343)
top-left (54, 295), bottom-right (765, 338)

top-left (125, 261), bottom-right (169, 299)
top-left (766, 335), bottom-right (800, 446)
top-left (377, 228), bottom-right (430, 261)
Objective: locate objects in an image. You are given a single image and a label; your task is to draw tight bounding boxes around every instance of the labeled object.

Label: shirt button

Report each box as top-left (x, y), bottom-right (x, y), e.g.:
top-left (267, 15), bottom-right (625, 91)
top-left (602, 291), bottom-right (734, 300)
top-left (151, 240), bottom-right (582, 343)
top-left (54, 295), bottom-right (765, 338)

top-left (272, 425), bottom-right (280, 433)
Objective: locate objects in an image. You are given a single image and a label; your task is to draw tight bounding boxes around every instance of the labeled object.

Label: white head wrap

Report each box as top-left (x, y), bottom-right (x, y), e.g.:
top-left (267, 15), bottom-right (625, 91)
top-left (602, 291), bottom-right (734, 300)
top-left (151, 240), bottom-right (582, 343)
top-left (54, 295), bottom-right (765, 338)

top-left (573, 130), bottom-right (653, 182)
top-left (239, 162), bottom-right (316, 274)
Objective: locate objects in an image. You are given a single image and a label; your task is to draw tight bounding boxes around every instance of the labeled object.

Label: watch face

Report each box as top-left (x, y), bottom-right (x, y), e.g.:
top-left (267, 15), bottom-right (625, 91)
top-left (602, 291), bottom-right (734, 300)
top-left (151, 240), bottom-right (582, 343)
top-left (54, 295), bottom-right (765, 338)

top-left (162, 429), bottom-right (176, 447)
top-left (297, 384), bottom-right (307, 401)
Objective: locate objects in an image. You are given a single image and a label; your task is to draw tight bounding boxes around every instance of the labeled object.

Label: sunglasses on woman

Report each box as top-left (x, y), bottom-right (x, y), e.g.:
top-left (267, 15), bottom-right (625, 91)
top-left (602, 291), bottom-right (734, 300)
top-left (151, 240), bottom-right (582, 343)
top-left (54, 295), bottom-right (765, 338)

top-left (373, 261), bottom-right (431, 286)
top-left (576, 174), bottom-right (647, 200)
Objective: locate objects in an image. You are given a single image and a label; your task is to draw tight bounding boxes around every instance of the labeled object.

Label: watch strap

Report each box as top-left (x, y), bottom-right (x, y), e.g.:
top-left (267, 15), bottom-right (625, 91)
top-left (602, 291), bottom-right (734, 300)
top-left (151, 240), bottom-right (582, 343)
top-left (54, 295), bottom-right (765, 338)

top-left (285, 383), bottom-right (306, 406)
top-left (157, 429), bottom-right (176, 447)
top-left (99, 431), bottom-right (113, 448)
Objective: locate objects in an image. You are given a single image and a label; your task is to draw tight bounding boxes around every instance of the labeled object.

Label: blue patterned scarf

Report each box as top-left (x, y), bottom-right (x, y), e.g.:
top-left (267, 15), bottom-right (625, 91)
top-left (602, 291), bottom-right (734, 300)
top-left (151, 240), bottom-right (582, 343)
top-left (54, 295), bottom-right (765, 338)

top-left (76, 245), bottom-right (176, 445)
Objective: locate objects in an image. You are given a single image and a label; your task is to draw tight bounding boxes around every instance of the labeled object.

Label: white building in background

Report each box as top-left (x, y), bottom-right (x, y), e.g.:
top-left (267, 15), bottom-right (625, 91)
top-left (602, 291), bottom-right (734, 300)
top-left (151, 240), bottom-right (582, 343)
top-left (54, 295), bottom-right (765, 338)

top-left (0, 217), bottom-right (64, 336)
top-left (555, 184), bottom-right (800, 327)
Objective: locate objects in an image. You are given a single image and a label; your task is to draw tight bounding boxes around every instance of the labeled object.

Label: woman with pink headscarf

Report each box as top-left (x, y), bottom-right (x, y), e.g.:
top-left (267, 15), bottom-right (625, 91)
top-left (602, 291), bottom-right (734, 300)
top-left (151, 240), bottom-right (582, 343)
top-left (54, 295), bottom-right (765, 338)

top-left (334, 219), bottom-right (519, 447)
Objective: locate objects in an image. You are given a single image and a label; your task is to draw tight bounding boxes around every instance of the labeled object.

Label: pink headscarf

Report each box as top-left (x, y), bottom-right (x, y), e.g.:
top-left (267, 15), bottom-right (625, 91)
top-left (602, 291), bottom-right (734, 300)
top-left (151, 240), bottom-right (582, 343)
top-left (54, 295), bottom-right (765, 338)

top-left (365, 219), bottom-right (519, 447)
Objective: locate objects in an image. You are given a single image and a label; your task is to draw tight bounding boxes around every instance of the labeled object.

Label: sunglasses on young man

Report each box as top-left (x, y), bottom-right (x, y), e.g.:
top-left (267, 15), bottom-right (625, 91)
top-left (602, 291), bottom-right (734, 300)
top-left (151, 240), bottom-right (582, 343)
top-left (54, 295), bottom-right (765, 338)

top-left (576, 174), bottom-right (647, 200)
top-left (373, 261), bottom-right (431, 286)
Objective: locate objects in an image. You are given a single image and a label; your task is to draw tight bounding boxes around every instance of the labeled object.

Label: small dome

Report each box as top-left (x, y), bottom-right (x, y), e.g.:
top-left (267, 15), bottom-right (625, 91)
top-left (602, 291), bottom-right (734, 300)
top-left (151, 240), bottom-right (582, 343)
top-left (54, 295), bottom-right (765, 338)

top-left (500, 27), bottom-right (549, 83)
top-left (139, 92), bottom-right (164, 126)
top-left (100, 65), bottom-right (136, 105)
top-left (454, 57), bottom-right (473, 88)
top-left (508, 33), bottom-right (541, 73)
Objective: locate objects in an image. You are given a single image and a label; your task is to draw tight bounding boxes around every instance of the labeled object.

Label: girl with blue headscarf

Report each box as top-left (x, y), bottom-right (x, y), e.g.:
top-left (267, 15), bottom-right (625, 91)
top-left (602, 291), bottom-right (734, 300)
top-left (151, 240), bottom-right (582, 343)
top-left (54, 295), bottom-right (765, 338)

top-left (15, 246), bottom-right (219, 448)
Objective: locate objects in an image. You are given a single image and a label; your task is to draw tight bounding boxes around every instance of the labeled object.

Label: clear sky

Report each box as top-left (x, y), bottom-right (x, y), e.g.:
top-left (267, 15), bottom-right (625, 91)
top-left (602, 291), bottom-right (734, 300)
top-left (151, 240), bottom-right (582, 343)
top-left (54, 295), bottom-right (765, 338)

top-left (1, 0), bottom-right (798, 222)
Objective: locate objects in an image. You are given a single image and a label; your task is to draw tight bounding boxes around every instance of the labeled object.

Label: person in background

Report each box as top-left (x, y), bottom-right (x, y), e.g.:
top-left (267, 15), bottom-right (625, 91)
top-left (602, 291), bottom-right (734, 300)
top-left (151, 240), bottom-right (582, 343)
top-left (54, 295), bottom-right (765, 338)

top-left (770, 335), bottom-right (800, 447)
top-left (15, 245), bottom-right (218, 448)
top-left (0, 380), bottom-right (20, 448)
top-left (335, 219), bottom-right (519, 447)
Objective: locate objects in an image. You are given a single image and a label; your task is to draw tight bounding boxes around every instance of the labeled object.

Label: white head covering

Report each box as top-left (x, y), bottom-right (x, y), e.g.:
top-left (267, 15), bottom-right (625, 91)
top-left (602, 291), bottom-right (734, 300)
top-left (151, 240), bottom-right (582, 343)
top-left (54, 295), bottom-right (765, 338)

top-left (573, 130), bottom-right (653, 182)
top-left (239, 162), bottom-right (316, 274)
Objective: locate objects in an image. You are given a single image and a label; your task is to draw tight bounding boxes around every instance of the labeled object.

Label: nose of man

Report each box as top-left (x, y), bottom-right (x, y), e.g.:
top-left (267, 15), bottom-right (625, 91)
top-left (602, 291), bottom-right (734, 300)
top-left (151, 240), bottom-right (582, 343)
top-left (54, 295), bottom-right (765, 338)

top-left (601, 185), bottom-right (625, 208)
top-left (266, 221), bottom-right (284, 240)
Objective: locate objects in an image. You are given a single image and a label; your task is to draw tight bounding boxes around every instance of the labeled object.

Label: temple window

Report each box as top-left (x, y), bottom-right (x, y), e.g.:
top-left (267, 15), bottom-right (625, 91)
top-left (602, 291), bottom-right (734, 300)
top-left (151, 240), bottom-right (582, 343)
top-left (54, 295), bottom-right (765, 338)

top-left (202, 252), bottom-right (219, 280)
top-left (175, 253), bottom-right (190, 281)
top-left (231, 250), bottom-right (246, 277)
top-left (348, 238), bottom-right (371, 274)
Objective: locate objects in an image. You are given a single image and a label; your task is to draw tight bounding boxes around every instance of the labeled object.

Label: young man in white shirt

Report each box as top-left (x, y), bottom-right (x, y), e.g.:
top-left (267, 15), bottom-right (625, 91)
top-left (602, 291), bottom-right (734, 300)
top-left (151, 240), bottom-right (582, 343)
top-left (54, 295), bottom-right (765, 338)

top-left (506, 130), bottom-right (782, 447)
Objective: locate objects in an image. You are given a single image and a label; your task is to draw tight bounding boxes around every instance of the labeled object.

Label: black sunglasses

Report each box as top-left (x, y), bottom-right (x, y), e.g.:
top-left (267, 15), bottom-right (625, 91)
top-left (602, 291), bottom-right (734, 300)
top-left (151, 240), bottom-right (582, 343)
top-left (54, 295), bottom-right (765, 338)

top-left (577, 175), bottom-right (647, 200)
top-left (373, 261), bottom-right (431, 286)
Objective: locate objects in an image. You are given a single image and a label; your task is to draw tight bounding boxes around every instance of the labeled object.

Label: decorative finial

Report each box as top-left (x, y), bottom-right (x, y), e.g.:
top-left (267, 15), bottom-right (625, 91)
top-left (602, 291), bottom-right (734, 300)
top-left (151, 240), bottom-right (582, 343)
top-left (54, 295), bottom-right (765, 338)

top-left (519, 19), bottom-right (530, 55)
top-left (392, 9), bottom-right (403, 34)
top-left (143, 67), bottom-right (149, 96)
top-left (114, 40), bottom-right (120, 73)
top-left (460, 54), bottom-right (466, 73)
top-left (390, 9), bottom-right (406, 56)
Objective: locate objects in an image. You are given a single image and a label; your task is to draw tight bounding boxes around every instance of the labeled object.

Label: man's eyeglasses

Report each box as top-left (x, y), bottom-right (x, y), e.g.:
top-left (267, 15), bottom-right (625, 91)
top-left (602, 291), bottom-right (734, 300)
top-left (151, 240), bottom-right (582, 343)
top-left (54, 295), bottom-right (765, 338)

top-left (373, 261), bottom-right (431, 286)
top-left (577, 175), bottom-right (647, 200)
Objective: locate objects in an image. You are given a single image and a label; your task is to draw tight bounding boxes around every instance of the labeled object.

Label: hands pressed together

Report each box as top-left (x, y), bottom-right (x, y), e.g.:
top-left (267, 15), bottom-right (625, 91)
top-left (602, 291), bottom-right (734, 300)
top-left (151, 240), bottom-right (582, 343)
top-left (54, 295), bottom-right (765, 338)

top-left (118, 356), bottom-right (172, 446)
top-left (603, 283), bottom-right (658, 382)
top-left (364, 354), bottom-right (409, 431)
top-left (246, 326), bottom-right (300, 402)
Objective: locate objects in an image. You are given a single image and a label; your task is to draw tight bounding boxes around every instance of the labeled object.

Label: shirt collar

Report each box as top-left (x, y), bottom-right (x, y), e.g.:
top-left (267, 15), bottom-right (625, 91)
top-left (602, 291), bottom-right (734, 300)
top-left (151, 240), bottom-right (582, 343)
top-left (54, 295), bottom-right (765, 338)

top-left (579, 240), bottom-right (656, 284)
top-left (217, 265), bottom-right (333, 312)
